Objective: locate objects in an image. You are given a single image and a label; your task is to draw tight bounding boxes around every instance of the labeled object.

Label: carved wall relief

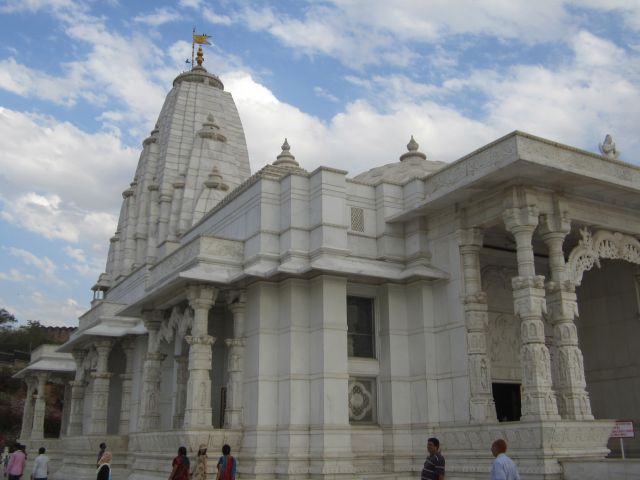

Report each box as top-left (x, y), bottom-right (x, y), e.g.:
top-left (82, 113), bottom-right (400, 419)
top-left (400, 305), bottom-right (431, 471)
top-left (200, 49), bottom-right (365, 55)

top-left (488, 313), bottom-right (520, 382)
top-left (483, 264), bottom-right (521, 382)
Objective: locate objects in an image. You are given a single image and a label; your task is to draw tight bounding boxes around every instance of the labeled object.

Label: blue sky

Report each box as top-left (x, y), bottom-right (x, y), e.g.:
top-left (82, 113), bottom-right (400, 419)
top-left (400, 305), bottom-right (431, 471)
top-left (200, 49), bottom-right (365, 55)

top-left (1, 0), bottom-right (639, 326)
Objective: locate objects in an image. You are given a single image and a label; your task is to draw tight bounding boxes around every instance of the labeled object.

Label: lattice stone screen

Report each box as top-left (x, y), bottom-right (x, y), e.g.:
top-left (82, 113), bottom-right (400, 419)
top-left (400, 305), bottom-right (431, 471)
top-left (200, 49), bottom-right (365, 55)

top-left (348, 376), bottom-right (376, 423)
top-left (351, 207), bottom-right (365, 232)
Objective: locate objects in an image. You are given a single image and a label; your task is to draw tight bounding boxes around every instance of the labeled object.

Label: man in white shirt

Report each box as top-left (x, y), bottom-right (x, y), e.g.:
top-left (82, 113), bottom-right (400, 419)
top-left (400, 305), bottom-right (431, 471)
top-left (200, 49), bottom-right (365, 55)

top-left (490, 439), bottom-right (520, 480)
top-left (31, 447), bottom-right (49, 480)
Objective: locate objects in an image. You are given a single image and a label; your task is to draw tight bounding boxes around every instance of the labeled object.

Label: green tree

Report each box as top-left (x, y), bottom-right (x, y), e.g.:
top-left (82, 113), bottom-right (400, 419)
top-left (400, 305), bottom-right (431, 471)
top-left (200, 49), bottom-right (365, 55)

top-left (0, 320), bottom-right (50, 353)
top-left (0, 308), bottom-right (17, 328)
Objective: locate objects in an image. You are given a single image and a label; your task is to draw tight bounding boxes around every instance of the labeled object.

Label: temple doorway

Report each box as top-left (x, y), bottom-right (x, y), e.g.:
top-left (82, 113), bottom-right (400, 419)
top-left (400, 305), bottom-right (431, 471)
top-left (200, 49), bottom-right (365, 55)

top-left (576, 259), bottom-right (640, 457)
top-left (493, 382), bottom-right (521, 422)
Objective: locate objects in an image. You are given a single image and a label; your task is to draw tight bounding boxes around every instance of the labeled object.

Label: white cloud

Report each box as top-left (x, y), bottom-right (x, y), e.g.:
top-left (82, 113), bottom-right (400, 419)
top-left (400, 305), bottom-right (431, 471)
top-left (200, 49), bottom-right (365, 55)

top-left (64, 246), bottom-right (86, 263)
top-left (444, 31), bottom-right (640, 159)
top-left (0, 0), bottom-right (78, 14)
top-left (236, 1), bottom-right (640, 69)
top-left (0, 58), bottom-right (89, 106)
top-left (178, 0), bottom-right (201, 8)
top-left (0, 268), bottom-right (35, 282)
top-left (7, 247), bottom-right (65, 286)
top-left (1, 192), bottom-right (117, 244)
top-left (133, 7), bottom-right (181, 26)
top-left (202, 7), bottom-right (232, 26)
top-left (225, 71), bottom-right (496, 176)
top-left (0, 108), bottom-right (137, 212)
top-left (313, 86), bottom-right (339, 103)
top-left (18, 292), bottom-right (83, 327)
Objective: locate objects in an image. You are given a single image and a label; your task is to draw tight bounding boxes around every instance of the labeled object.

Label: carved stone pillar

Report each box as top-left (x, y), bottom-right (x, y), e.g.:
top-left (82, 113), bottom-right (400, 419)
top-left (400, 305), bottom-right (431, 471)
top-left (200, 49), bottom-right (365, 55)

top-left (184, 284), bottom-right (218, 429)
top-left (67, 350), bottom-right (87, 436)
top-left (139, 312), bottom-right (166, 431)
top-left (89, 339), bottom-right (114, 435)
top-left (458, 227), bottom-right (496, 423)
top-left (30, 372), bottom-right (49, 439)
top-left (224, 292), bottom-right (247, 428)
top-left (503, 206), bottom-right (559, 420)
top-left (119, 338), bottom-right (136, 434)
top-left (540, 213), bottom-right (593, 420)
top-left (19, 376), bottom-right (37, 440)
top-left (172, 355), bottom-right (189, 429)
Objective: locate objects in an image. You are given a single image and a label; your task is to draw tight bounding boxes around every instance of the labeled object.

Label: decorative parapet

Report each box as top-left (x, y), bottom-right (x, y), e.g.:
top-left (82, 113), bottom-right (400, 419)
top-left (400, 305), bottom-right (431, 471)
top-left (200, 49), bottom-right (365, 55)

top-left (567, 228), bottom-right (640, 285)
top-left (148, 234), bottom-right (244, 289)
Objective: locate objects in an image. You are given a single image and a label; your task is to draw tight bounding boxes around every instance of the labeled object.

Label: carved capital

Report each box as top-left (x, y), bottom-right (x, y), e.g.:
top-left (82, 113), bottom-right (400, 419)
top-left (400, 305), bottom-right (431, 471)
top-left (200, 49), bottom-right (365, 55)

top-left (187, 284), bottom-right (218, 310)
top-left (145, 352), bottom-right (167, 362)
top-left (465, 310), bottom-right (489, 332)
top-left (71, 349), bottom-right (87, 366)
top-left (226, 289), bottom-right (247, 306)
top-left (464, 292), bottom-right (487, 305)
top-left (539, 211), bottom-right (571, 238)
top-left (95, 338), bottom-right (114, 352)
top-left (503, 205), bottom-right (539, 233)
top-left (224, 337), bottom-right (246, 348)
top-left (185, 335), bottom-right (216, 346)
top-left (512, 275), bottom-right (546, 290)
top-left (142, 310), bottom-right (163, 331)
top-left (457, 227), bottom-right (483, 248)
top-left (545, 279), bottom-right (576, 295)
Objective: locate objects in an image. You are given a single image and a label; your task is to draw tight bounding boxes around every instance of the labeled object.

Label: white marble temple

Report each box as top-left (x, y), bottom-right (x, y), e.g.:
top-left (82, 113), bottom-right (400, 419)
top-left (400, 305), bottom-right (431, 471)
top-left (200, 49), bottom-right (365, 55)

top-left (16, 51), bottom-right (640, 480)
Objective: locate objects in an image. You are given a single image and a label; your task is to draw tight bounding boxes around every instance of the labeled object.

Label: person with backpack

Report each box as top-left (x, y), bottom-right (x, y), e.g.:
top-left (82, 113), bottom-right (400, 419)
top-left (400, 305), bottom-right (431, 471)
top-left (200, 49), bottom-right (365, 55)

top-left (216, 445), bottom-right (236, 480)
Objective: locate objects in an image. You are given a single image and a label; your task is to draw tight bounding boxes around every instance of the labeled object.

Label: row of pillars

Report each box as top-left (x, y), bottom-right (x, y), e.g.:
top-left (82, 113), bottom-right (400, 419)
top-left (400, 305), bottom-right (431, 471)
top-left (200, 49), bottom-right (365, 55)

top-left (19, 372), bottom-right (54, 441)
top-left (461, 206), bottom-right (593, 422)
top-left (65, 284), bottom-right (245, 436)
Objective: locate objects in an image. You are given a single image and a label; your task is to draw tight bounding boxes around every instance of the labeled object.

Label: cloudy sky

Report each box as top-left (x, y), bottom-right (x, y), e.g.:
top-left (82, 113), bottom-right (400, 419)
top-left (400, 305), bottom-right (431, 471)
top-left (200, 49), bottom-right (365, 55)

top-left (0, 0), bottom-right (639, 327)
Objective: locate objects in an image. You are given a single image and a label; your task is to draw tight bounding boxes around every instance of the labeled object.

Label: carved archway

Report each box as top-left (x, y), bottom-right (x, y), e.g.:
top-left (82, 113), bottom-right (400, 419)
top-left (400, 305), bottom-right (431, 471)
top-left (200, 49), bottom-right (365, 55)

top-left (567, 228), bottom-right (640, 285)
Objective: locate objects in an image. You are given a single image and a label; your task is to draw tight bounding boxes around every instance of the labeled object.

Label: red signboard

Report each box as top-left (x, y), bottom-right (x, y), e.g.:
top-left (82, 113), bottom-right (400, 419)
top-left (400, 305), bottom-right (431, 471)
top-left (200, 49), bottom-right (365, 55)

top-left (611, 421), bottom-right (635, 439)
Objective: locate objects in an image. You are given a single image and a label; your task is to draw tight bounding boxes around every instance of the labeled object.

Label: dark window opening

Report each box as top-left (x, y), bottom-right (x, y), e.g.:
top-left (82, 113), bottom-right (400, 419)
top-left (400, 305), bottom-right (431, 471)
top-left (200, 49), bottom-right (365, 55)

top-left (347, 296), bottom-right (375, 358)
top-left (492, 382), bottom-right (521, 422)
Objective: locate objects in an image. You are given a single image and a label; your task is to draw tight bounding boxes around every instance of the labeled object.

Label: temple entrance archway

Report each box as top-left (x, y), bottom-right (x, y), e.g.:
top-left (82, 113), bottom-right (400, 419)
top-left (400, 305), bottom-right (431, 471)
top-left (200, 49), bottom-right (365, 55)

top-left (576, 258), bottom-right (640, 457)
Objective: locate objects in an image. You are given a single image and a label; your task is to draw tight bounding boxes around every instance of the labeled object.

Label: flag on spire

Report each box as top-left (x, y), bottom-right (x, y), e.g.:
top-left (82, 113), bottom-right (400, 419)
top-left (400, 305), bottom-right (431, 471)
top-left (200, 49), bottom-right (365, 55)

top-left (193, 33), bottom-right (211, 45)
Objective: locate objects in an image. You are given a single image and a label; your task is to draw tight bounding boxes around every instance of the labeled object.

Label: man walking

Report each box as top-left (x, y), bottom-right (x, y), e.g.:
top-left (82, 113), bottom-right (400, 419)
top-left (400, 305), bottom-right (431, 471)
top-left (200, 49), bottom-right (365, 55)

top-left (31, 447), bottom-right (49, 480)
top-left (490, 439), bottom-right (520, 480)
top-left (6, 444), bottom-right (26, 480)
top-left (421, 437), bottom-right (445, 480)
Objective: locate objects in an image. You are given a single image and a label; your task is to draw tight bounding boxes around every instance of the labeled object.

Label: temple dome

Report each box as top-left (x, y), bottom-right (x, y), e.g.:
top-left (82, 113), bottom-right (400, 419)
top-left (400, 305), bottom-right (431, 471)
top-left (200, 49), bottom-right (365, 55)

top-left (353, 136), bottom-right (446, 185)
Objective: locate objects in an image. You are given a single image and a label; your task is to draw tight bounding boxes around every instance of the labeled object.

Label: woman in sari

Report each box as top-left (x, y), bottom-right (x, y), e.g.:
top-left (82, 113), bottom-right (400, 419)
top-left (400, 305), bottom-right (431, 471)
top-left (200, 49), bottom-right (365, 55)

top-left (216, 444), bottom-right (236, 480)
top-left (168, 446), bottom-right (190, 480)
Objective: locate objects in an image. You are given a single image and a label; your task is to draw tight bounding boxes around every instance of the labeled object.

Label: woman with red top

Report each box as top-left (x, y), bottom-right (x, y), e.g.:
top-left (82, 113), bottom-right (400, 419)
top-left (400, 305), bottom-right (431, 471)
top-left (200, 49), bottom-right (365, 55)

top-left (168, 446), bottom-right (190, 480)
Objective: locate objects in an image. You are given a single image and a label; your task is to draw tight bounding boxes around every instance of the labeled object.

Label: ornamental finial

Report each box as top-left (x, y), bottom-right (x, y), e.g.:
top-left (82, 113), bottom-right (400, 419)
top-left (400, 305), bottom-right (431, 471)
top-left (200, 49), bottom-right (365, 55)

top-left (400, 135), bottom-right (427, 162)
top-left (196, 46), bottom-right (204, 66)
top-left (599, 133), bottom-right (619, 159)
top-left (274, 138), bottom-right (300, 168)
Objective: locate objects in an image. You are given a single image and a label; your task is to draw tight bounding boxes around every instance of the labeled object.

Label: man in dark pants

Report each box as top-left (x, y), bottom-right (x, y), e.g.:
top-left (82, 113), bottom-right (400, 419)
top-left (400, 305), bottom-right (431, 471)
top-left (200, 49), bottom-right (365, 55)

top-left (421, 437), bottom-right (445, 480)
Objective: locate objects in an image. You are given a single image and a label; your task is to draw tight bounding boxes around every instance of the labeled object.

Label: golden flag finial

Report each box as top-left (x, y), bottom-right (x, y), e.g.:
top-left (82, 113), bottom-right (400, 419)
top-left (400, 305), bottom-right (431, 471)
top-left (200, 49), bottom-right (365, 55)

top-left (191, 29), bottom-right (211, 69)
top-left (196, 46), bottom-right (204, 66)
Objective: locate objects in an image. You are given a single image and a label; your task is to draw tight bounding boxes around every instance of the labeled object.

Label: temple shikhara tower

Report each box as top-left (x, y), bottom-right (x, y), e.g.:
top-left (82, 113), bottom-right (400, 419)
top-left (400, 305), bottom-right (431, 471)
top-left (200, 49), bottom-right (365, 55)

top-left (15, 44), bottom-right (640, 480)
